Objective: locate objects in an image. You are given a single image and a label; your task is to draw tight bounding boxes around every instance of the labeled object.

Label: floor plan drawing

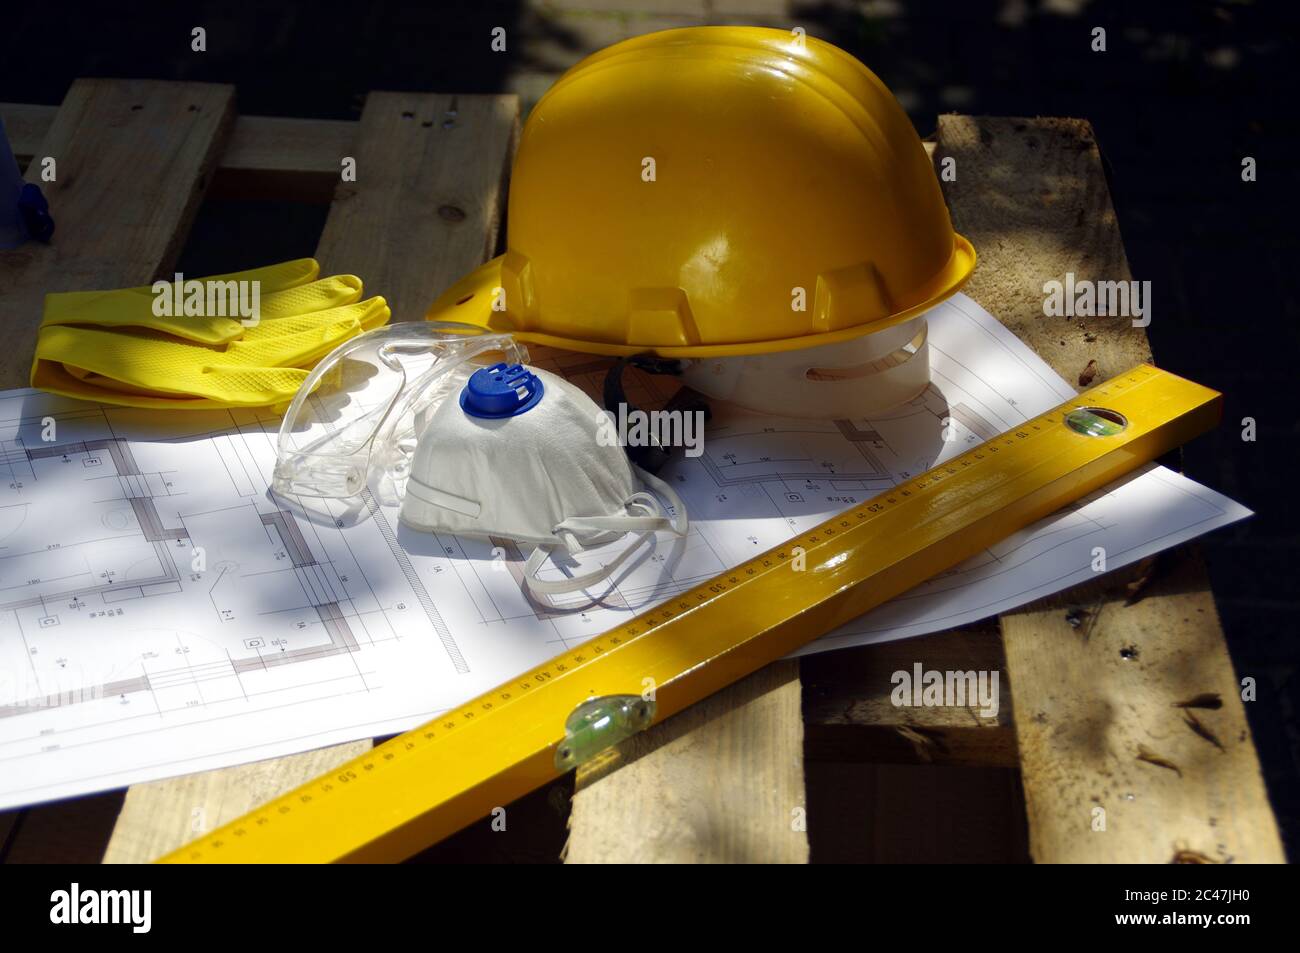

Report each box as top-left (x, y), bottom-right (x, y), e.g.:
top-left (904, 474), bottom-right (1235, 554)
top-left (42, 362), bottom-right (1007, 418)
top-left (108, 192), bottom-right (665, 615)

top-left (0, 429), bottom-right (376, 722)
top-left (0, 294), bottom-right (1251, 809)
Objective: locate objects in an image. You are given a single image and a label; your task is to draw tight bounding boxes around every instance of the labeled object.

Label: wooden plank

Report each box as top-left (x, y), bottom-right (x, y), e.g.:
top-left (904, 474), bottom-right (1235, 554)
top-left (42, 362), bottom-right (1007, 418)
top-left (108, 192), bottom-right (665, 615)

top-left (8, 101), bottom-right (554, 207)
top-left (3, 102), bottom-right (351, 174)
top-left (565, 661), bottom-right (808, 864)
top-left (802, 624), bottom-right (1015, 767)
top-left (935, 115), bottom-right (1284, 862)
top-left (0, 79), bottom-right (235, 864)
top-left (936, 116), bottom-right (1153, 376)
top-left (0, 79), bottom-right (234, 389)
top-left (102, 745), bottom-right (371, 864)
top-left (1002, 545), bottom-right (1285, 862)
top-left (3, 104), bottom-right (353, 202)
top-left (314, 92), bottom-right (518, 323)
top-left (103, 91), bottom-right (519, 864)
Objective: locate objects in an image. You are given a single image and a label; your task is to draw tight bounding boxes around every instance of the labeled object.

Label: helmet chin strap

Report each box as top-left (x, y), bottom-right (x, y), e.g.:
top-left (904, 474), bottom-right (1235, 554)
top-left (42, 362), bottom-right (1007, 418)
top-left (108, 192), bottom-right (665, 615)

top-left (522, 466), bottom-right (689, 600)
top-left (602, 353), bottom-right (711, 475)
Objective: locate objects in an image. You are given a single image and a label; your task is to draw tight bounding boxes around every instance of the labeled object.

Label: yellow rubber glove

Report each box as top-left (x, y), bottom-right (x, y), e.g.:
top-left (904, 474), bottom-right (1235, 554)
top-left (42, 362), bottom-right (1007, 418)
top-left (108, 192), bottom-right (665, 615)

top-left (40, 259), bottom-right (325, 344)
top-left (33, 297), bottom-right (390, 409)
top-left (31, 261), bottom-right (391, 409)
top-left (48, 271), bottom-right (370, 388)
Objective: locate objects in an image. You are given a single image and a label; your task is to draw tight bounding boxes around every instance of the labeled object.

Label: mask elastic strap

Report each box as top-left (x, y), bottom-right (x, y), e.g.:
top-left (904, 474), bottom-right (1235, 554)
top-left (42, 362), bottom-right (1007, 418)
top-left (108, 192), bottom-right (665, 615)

top-left (632, 465), bottom-right (689, 537)
top-left (522, 467), bottom-right (690, 599)
top-left (523, 532), bottom-right (657, 597)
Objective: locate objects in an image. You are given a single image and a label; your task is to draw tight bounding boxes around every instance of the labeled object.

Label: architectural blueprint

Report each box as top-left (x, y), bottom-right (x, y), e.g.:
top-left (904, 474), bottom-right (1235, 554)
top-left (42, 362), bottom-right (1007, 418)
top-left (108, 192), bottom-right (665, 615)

top-left (0, 294), bottom-right (1250, 808)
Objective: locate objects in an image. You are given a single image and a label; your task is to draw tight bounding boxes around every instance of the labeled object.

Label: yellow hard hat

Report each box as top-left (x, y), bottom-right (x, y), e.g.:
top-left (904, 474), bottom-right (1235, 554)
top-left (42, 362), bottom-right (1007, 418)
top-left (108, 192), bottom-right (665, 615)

top-left (426, 26), bottom-right (975, 359)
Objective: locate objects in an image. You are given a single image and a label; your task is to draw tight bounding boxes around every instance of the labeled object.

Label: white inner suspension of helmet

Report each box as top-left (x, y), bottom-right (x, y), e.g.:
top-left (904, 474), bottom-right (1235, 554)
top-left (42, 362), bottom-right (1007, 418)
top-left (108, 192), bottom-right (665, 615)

top-left (678, 314), bottom-right (930, 419)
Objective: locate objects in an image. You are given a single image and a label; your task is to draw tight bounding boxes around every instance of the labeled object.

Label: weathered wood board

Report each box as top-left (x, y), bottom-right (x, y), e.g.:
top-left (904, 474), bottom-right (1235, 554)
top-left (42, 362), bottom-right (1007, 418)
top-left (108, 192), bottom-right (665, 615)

top-left (935, 115), bottom-right (1283, 863)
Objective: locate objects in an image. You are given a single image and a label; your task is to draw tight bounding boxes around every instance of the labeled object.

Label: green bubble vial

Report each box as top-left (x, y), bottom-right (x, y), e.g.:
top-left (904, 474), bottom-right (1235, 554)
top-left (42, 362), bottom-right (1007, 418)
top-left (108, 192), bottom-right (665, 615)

top-left (554, 695), bottom-right (656, 771)
top-left (1065, 406), bottom-right (1128, 437)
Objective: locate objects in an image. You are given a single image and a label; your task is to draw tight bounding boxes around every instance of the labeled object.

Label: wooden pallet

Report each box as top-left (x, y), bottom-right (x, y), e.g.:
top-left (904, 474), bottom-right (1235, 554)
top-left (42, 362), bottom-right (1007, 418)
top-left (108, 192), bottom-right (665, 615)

top-left (0, 82), bottom-right (1285, 864)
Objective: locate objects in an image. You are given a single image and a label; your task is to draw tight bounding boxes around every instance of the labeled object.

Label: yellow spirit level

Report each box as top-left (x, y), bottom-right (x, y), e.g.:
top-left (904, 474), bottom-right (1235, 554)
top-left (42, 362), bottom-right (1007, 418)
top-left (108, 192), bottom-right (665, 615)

top-left (160, 364), bottom-right (1221, 863)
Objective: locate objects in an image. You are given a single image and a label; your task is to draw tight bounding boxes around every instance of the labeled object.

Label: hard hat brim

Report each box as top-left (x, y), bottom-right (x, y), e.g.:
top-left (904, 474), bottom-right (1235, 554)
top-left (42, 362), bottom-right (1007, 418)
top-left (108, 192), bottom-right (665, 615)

top-left (427, 235), bottom-right (975, 359)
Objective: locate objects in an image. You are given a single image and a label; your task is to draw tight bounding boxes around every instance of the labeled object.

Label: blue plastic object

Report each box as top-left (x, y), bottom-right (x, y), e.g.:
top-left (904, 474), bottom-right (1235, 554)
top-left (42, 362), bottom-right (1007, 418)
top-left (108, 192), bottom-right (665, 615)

top-left (0, 118), bottom-right (53, 248)
top-left (460, 363), bottom-right (544, 418)
top-left (17, 183), bottom-right (53, 243)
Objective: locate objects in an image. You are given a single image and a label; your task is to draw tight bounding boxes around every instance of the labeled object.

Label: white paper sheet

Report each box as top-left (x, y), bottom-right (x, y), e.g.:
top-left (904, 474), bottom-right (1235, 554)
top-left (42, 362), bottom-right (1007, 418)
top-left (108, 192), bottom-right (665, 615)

top-left (0, 294), bottom-right (1249, 808)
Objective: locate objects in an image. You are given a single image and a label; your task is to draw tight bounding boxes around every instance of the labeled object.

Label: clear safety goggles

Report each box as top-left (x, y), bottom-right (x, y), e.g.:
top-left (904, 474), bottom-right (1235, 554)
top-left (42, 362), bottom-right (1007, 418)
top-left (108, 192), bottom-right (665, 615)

top-left (272, 322), bottom-right (525, 500)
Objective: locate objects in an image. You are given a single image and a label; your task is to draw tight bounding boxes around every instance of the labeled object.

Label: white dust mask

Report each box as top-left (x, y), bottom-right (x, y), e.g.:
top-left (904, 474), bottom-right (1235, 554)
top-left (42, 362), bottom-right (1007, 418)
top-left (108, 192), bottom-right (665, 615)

top-left (400, 363), bottom-right (688, 598)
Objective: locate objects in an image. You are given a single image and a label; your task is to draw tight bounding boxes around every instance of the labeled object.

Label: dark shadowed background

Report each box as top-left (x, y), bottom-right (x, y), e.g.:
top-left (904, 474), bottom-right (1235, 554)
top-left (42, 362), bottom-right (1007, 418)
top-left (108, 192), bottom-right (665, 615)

top-left (3, 0), bottom-right (1298, 858)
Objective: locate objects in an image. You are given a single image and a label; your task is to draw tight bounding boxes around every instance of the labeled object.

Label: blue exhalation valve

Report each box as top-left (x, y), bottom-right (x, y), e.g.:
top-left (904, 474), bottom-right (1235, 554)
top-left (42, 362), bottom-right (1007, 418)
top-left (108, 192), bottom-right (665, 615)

top-left (460, 363), bottom-right (545, 418)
